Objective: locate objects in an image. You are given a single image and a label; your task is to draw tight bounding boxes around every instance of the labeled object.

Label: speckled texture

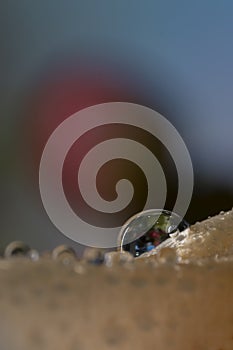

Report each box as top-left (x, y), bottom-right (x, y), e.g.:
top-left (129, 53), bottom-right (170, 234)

top-left (1, 210), bottom-right (233, 350)
top-left (142, 210), bottom-right (233, 260)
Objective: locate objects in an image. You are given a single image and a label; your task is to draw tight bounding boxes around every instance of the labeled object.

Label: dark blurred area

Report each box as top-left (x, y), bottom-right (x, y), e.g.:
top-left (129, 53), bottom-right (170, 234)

top-left (1, 1), bottom-right (233, 255)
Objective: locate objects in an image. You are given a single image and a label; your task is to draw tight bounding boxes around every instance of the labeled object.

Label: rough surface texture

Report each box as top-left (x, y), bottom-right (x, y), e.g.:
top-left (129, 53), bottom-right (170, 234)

top-left (1, 210), bottom-right (233, 350)
top-left (142, 209), bottom-right (233, 260)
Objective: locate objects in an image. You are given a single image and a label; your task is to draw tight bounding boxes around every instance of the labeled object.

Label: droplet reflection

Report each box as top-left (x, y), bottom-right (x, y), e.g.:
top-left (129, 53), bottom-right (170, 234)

top-left (118, 209), bottom-right (189, 257)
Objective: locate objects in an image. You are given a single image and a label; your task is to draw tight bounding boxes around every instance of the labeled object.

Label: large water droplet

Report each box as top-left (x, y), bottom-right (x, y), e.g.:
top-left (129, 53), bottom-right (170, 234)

top-left (118, 209), bottom-right (189, 257)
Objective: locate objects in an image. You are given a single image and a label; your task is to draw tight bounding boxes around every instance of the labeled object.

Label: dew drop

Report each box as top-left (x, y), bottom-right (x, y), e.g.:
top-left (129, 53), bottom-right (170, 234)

top-left (118, 209), bottom-right (189, 257)
top-left (104, 251), bottom-right (133, 267)
top-left (27, 249), bottom-right (40, 261)
top-left (52, 245), bottom-right (77, 265)
top-left (4, 241), bottom-right (30, 258)
top-left (83, 248), bottom-right (105, 265)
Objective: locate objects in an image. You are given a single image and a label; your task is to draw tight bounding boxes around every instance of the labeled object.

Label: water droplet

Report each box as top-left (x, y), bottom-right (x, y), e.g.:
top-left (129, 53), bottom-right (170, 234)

top-left (118, 209), bottom-right (189, 257)
top-left (52, 245), bottom-right (77, 265)
top-left (27, 249), bottom-right (40, 261)
top-left (4, 241), bottom-right (30, 258)
top-left (83, 248), bottom-right (105, 264)
top-left (104, 251), bottom-right (133, 267)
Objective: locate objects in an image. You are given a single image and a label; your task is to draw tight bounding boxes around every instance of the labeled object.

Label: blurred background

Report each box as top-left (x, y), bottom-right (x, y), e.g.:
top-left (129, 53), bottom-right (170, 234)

top-left (1, 1), bottom-right (233, 255)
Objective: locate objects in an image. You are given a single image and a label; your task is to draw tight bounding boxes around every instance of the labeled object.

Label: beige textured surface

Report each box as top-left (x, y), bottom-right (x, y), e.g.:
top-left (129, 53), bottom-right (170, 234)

top-left (1, 210), bottom-right (233, 350)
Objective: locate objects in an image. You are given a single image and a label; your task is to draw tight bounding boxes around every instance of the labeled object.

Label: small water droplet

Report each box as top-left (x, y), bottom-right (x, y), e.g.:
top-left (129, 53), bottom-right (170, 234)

top-left (118, 209), bottom-right (189, 257)
top-left (27, 249), bottom-right (40, 261)
top-left (4, 241), bottom-right (30, 258)
top-left (83, 248), bottom-right (105, 264)
top-left (104, 251), bottom-right (133, 267)
top-left (52, 245), bottom-right (77, 265)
